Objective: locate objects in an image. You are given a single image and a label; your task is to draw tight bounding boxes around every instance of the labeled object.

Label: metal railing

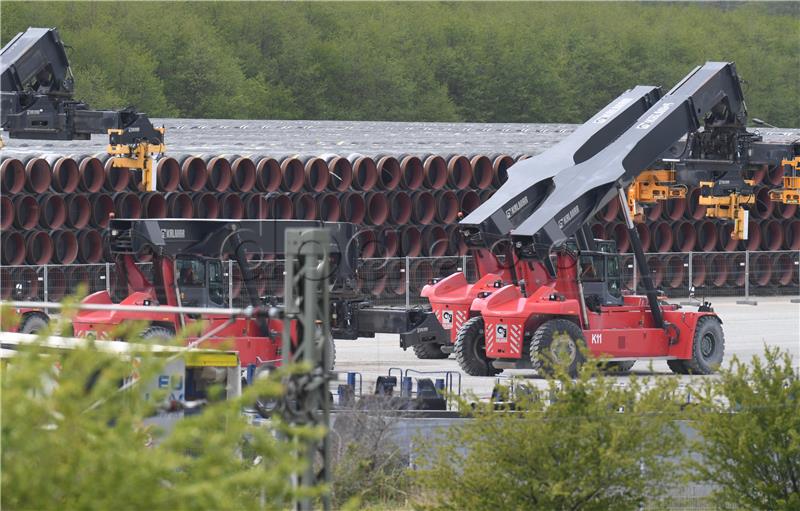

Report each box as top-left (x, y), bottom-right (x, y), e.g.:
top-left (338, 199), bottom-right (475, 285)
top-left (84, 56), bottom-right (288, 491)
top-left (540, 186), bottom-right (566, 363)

top-left (2, 251), bottom-right (798, 307)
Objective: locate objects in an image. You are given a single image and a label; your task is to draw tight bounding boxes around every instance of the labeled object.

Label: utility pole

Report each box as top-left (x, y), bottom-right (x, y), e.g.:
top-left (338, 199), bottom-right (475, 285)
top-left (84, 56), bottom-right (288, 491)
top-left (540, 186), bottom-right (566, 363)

top-left (279, 228), bottom-right (332, 511)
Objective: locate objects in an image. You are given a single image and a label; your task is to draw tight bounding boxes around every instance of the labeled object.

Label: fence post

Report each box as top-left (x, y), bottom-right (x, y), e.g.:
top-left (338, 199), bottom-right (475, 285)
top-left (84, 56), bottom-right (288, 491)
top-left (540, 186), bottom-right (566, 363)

top-left (462, 254), bottom-right (468, 277)
top-left (792, 250), bottom-right (800, 304)
top-left (105, 263), bottom-right (111, 294)
top-left (737, 250), bottom-right (757, 305)
top-left (228, 259), bottom-right (234, 308)
top-left (43, 265), bottom-right (48, 310)
top-left (632, 255), bottom-right (638, 293)
top-left (680, 252), bottom-right (693, 305)
top-left (405, 256), bottom-right (410, 309)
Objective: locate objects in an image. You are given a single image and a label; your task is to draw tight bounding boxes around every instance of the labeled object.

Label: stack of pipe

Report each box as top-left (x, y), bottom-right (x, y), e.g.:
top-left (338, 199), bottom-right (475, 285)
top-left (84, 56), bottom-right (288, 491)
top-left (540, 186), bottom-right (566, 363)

top-left (2, 154), bottom-right (798, 299)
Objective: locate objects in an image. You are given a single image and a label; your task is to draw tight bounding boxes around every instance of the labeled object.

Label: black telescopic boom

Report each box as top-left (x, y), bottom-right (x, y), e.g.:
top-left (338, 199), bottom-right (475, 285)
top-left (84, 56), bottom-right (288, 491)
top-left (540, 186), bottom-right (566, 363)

top-left (617, 187), bottom-right (664, 328)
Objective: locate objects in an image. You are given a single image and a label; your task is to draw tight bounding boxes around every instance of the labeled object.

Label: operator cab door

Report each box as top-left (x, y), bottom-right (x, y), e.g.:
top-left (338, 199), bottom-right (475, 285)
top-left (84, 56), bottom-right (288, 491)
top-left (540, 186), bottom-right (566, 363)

top-left (175, 257), bottom-right (226, 309)
top-left (579, 247), bottom-right (624, 311)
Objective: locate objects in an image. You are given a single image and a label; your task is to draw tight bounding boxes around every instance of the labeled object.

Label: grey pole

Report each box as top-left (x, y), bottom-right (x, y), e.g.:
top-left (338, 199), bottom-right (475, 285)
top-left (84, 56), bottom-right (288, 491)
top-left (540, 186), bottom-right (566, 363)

top-left (405, 256), bottom-right (411, 309)
top-left (792, 250), bottom-right (800, 303)
top-left (736, 250), bottom-right (757, 305)
top-left (228, 259), bottom-right (234, 308)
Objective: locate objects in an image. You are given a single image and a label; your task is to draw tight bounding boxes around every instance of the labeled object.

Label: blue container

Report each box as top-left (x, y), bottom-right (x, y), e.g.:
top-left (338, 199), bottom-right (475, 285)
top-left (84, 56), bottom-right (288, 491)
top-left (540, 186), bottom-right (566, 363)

top-left (401, 376), bottom-right (413, 397)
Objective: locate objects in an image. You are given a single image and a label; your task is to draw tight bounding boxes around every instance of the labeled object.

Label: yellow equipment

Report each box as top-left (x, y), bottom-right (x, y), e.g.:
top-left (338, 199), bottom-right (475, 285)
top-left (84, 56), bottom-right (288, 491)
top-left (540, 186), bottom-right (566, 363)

top-left (768, 157), bottom-right (800, 205)
top-left (626, 170), bottom-right (687, 222)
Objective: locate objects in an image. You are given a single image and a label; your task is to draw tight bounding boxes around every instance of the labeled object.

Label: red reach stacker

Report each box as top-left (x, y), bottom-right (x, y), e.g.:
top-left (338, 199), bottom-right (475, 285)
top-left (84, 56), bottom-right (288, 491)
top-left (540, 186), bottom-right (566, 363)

top-left (419, 62), bottom-right (771, 376)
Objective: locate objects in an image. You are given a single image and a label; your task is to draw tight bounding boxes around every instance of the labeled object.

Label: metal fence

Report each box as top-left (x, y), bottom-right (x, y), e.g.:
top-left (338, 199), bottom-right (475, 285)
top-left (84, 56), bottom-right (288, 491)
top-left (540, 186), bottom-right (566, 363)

top-left (2, 250), bottom-right (798, 306)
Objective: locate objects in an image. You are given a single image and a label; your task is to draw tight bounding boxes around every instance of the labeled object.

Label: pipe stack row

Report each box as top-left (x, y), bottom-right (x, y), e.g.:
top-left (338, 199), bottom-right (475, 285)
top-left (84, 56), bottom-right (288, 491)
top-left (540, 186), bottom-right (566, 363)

top-left (2, 154), bottom-right (799, 298)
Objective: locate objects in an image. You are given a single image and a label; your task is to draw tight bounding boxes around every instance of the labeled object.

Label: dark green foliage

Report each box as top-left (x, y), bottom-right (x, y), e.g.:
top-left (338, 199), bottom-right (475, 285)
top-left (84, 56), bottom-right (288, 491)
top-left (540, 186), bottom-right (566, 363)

top-left (2, 2), bottom-right (797, 126)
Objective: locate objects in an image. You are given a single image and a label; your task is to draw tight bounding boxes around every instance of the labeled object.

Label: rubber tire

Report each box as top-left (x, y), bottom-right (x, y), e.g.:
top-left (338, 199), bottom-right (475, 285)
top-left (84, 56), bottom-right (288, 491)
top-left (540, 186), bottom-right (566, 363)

top-left (412, 342), bottom-right (449, 359)
top-left (602, 360), bottom-right (636, 373)
top-left (141, 326), bottom-right (175, 343)
top-left (530, 319), bottom-right (586, 377)
top-left (454, 316), bottom-right (502, 376)
top-left (683, 316), bottom-right (725, 375)
top-left (20, 312), bottom-right (49, 334)
top-left (667, 359), bottom-right (690, 375)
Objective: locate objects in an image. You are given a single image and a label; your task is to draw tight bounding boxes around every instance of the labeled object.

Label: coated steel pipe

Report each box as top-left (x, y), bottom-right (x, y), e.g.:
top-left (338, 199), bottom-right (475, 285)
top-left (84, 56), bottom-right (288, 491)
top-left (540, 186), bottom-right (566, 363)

top-left (691, 255), bottom-right (706, 287)
top-left (13, 195), bottom-right (39, 230)
top-left (244, 193), bottom-right (269, 220)
top-left (90, 193), bottom-right (115, 227)
top-left (255, 156), bottom-right (282, 192)
top-left (749, 253), bottom-right (772, 287)
top-left (358, 229), bottom-right (378, 258)
top-left (166, 192), bottom-right (193, 218)
top-left (423, 154), bottom-right (447, 190)
top-left (388, 191), bottom-right (412, 225)
top-left (301, 156), bottom-right (329, 192)
top-left (596, 200), bottom-right (620, 222)
top-left (409, 260), bottom-right (433, 293)
top-left (652, 222), bottom-right (673, 252)
top-left (491, 154), bottom-right (514, 187)
top-left (717, 223), bottom-right (739, 252)
top-left (386, 259), bottom-right (406, 296)
top-left (686, 187), bottom-right (707, 220)
top-left (268, 193), bottom-right (293, 219)
top-left (0, 196), bottom-right (12, 230)
top-left (340, 192), bottom-right (366, 224)
top-left (376, 155), bottom-right (402, 191)
top-left (770, 253), bottom-right (794, 286)
top-left (202, 155), bottom-right (233, 192)
top-left (446, 225), bottom-right (468, 256)
top-left (178, 155), bottom-right (208, 191)
top-left (635, 222), bottom-right (651, 252)
top-left (318, 193), bottom-right (341, 222)
top-left (1, 232), bottom-right (25, 265)
top-left (727, 253), bottom-right (746, 287)
top-left (47, 267), bottom-right (67, 302)
top-left (378, 227), bottom-right (399, 258)
top-left (280, 156), bottom-right (305, 192)
top-left (400, 226), bottom-right (422, 257)
top-left (646, 256), bottom-right (665, 288)
top-left (434, 190), bottom-right (459, 224)
top-left (446, 154), bottom-right (472, 190)
top-left (113, 192), bottom-right (143, 220)
top-left (399, 155), bottom-right (424, 190)
top-left (760, 219), bottom-right (783, 251)
top-left (459, 190), bottom-right (481, 216)
top-left (324, 155), bottom-right (353, 192)
top-left (0, 268), bottom-right (12, 300)
top-left (696, 220), bottom-right (719, 252)
top-left (349, 155), bottom-right (378, 192)
top-left (479, 189), bottom-right (494, 203)
top-left (192, 192), bottom-right (220, 219)
top-left (25, 230), bottom-right (53, 265)
top-left (156, 157), bottom-right (181, 192)
top-left (411, 191), bottom-right (436, 225)
top-left (767, 164), bottom-right (784, 186)
top-left (51, 229), bottom-right (78, 264)
top-left (753, 187), bottom-right (775, 219)
top-left (364, 191), bottom-right (389, 225)
top-left (708, 254), bottom-right (729, 288)
top-left (608, 222), bottom-right (631, 253)
top-left (99, 155), bottom-right (131, 192)
top-left (664, 255), bottom-right (686, 289)
top-left (142, 192), bottom-right (168, 218)
top-left (775, 201), bottom-right (797, 220)
top-left (21, 156), bottom-right (51, 193)
top-left (740, 220), bottom-right (761, 251)
top-left (1, 158), bottom-right (25, 193)
top-left (292, 193), bottom-right (317, 220)
top-left (673, 222), bottom-right (697, 252)
top-left (219, 192), bottom-right (244, 219)
top-left (77, 229), bottom-right (104, 264)
top-left (663, 197), bottom-right (687, 221)
top-left (77, 156), bottom-right (105, 193)
top-left (422, 225), bottom-right (448, 257)
top-left (470, 155), bottom-right (493, 189)
top-left (785, 220), bottom-right (800, 250)
top-left (226, 155), bottom-right (257, 192)
top-left (38, 194), bottom-right (67, 229)
top-left (65, 194), bottom-right (91, 229)
top-left (46, 156), bottom-right (80, 193)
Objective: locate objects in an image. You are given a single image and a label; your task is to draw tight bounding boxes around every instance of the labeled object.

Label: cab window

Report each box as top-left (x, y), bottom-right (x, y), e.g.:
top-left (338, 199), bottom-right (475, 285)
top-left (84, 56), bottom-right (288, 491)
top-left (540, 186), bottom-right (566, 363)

top-left (208, 261), bottom-right (225, 305)
top-left (177, 258), bottom-right (205, 287)
top-left (579, 255), bottom-right (604, 281)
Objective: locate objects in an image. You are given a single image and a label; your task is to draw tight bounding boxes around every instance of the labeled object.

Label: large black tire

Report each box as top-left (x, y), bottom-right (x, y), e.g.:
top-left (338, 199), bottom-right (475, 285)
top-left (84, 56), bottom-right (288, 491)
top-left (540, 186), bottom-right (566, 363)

top-left (601, 360), bottom-right (636, 373)
top-left (19, 312), bottom-right (49, 334)
top-left (530, 319), bottom-right (586, 377)
top-left (667, 359), bottom-right (690, 375)
top-left (141, 326), bottom-right (175, 343)
top-left (682, 316), bottom-right (725, 374)
top-left (412, 342), bottom-right (449, 359)
top-left (454, 316), bottom-right (502, 376)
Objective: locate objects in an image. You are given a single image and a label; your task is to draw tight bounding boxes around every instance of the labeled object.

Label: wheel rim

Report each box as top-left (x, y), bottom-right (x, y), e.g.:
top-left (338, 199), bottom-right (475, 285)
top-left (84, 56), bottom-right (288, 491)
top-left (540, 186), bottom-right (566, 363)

top-left (700, 332), bottom-right (715, 358)
top-left (474, 327), bottom-right (486, 361)
top-left (550, 332), bottom-right (576, 366)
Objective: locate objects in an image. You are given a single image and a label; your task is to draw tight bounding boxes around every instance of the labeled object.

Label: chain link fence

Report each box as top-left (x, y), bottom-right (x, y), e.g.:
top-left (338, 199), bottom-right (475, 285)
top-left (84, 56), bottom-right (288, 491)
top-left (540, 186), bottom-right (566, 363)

top-left (2, 251), bottom-right (798, 305)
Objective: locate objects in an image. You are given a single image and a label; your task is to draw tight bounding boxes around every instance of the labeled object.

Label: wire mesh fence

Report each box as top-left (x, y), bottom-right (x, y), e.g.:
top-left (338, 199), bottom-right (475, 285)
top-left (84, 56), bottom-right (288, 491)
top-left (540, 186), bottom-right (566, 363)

top-left (1, 251), bottom-right (798, 305)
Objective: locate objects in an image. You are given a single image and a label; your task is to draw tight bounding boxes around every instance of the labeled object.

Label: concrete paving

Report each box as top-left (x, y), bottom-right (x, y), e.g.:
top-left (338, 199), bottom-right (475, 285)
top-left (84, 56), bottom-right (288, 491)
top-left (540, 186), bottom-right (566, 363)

top-left (334, 296), bottom-right (800, 399)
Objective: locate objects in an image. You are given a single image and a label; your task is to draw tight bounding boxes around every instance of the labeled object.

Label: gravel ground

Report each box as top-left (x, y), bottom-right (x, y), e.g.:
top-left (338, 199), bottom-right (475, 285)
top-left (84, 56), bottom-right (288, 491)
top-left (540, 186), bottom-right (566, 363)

top-left (334, 296), bottom-right (800, 399)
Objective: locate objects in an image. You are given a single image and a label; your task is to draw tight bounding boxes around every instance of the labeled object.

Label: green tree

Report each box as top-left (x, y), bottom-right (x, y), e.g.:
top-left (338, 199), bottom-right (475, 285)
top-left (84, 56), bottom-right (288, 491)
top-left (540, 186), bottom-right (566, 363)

top-left (689, 347), bottom-right (800, 511)
top-left (1, 308), bottom-right (323, 510)
top-left (413, 366), bottom-right (685, 510)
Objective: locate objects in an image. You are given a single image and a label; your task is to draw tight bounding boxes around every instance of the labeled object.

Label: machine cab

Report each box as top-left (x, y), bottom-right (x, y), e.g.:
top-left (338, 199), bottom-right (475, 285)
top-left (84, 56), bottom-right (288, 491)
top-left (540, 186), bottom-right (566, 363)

top-left (578, 239), bottom-right (623, 310)
top-left (175, 256), bottom-right (227, 308)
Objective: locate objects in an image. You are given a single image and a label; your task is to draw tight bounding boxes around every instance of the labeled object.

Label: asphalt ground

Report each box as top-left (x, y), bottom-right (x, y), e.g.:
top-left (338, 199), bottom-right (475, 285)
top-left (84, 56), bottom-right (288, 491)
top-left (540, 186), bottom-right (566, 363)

top-left (333, 296), bottom-right (800, 399)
